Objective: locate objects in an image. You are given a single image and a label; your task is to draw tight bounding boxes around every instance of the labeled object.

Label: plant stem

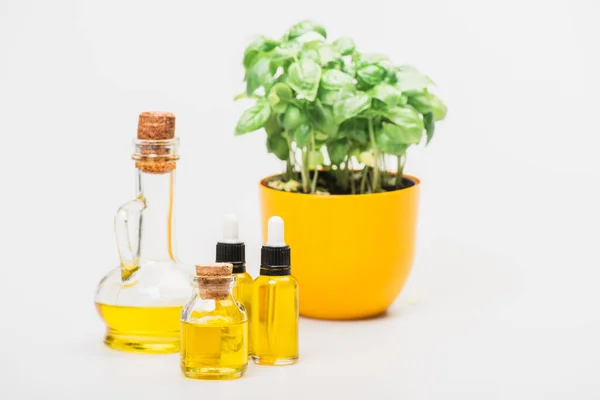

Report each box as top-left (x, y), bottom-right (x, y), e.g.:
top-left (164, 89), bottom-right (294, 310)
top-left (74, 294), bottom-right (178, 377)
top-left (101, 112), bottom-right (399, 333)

top-left (285, 159), bottom-right (293, 181)
top-left (301, 148), bottom-right (309, 193)
top-left (360, 167), bottom-right (368, 194)
top-left (340, 157), bottom-right (349, 193)
top-left (349, 159), bottom-right (356, 195)
top-left (287, 135), bottom-right (301, 182)
top-left (368, 119), bottom-right (381, 192)
top-left (311, 168), bottom-right (319, 194)
top-left (382, 155), bottom-right (387, 175)
top-left (396, 154), bottom-right (405, 189)
top-left (308, 134), bottom-right (319, 194)
top-left (284, 132), bottom-right (294, 181)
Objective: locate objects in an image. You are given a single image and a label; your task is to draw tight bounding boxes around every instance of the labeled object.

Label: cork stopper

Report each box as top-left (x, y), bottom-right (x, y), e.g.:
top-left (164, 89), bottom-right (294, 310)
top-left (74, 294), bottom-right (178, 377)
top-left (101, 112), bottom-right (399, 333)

top-left (134, 111), bottom-right (178, 174)
top-left (195, 263), bottom-right (233, 300)
top-left (137, 112), bottom-right (176, 140)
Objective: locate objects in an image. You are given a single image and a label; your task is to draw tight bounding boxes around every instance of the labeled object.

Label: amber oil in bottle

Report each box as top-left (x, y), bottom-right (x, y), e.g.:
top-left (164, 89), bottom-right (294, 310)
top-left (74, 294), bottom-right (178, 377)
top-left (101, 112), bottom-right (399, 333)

top-left (252, 216), bottom-right (299, 366)
top-left (215, 214), bottom-right (253, 354)
top-left (180, 263), bottom-right (248, 380)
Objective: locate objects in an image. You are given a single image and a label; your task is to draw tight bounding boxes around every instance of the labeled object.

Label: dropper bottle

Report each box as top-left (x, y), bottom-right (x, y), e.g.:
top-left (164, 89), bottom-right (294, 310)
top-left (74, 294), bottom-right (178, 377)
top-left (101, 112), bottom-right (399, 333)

top-left (215, 214), bottom-right (254, 353)
top-left (252, 216), bottom-right (299, 365)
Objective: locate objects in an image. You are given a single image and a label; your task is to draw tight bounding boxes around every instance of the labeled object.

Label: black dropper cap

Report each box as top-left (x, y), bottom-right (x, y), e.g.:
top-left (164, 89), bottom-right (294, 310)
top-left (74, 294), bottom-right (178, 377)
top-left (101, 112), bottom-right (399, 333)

top-left (215, 214), bottom-right (246, 274)
top-left (260, 216), bottom-right (291, 276)
top-left (216, 242), bottom-right (246, 274)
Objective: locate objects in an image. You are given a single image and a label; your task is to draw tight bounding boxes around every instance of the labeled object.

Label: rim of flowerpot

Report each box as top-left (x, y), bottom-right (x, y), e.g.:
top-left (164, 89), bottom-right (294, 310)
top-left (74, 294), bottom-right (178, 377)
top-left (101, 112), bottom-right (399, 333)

top-left (259, 173), bottom-right (420, 198)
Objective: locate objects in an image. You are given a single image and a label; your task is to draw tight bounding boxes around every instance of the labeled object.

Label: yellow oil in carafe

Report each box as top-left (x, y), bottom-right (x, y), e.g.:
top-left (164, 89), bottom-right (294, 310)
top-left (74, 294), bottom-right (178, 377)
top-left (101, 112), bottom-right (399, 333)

top-left (95, 303), bottom-right (182, 353)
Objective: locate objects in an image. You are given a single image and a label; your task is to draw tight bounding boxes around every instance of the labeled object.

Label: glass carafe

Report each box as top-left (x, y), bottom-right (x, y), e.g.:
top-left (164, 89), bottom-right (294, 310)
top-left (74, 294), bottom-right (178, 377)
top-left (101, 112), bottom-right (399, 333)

top-left (95, 113), bottom-right (191, 353)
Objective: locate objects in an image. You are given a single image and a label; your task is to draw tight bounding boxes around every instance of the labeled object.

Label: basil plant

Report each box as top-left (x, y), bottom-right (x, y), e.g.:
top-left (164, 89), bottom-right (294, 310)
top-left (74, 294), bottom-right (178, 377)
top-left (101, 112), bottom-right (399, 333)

top-left (235, 20), bottom-right (447, 195)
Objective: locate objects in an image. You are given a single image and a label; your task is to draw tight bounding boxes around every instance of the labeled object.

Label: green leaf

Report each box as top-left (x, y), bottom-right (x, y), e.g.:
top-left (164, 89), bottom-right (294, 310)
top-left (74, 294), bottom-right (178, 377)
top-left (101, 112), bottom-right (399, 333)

top-left (298, 49), bottom-right (320, 63)
top-left (293, 123), bottom-right (312, 146)
top-left (309, 100), bottom-right (338, 137)
top-left (282, 105), bottom-right (304, 131)
top-left (382, 121), bottom-right (422, 145)
top-left (271, 101), bottom-right (288, 114)
top-left (327, 139), bottom-right (348, 165)
top-left (406, 92), bottom-right (431, 114)
top-left (264, 113), bottom-right (283, 136)
top-left (267, 83), bottom-right (293, 113)
top-left (332, 37), bottom-right (355, 56)
top-left (235, 100), bottom-right (271, 135)
top-left (246, 57), bottom-right (273, 95)
top-left (272, 83), bottom-right (293, 100)
top-left (315, 131), bottom-right (329, 141)
top-left (383, 107), bottom-right (424, 145)
top-left (333, 91), bottom-right (371, 124)
top-left (367, 83), bottom-right (404, 107)
top-left (267, 133), bottom-right (289, 160)
top-left (348, 146), bottom-right (361, 160)
top-left (243, 37), bottom-right (279, 69)
top-left (359, 151), bottom-right (375, 165)
top-left (358, 53), bottom-right (390, 66)
top-left (338, 118), bottom-right (368, 143)
top-left (269, 42), bottom-right (301, 74)
top-left (316, 44), bottom-right (341, 66)
top-left (376, 126), bottom-right (409, 155)
top-left (318, 87), bottom-right (341, 105)
top-left (385, 70), bottom-right (398, 84)
top-left (321, 69), bottom-right (355, 90)
top-left (342, 62), bottom-right (356, 77)
top-left (234, 92), bottom-right (248, 101)
top-left (385, 106), bottom-right (423, 129)
top-left (357, 64), bottom-right (386, 86)
top-left (424, 112), bottom-right (435, 144)
top-left (286, 59), bottom-right (322, 101)
top-left (271, 42), bottom-right (301, 62)
top-left (287, 20), bottom-right (327, 40)
top-left (395, 65), bottom-right (434, 92)
top-left (303, 40), bottom-right (323, 50)
top-left (308, 149), bottom-right (325, 168)
top-left (429, 94), bottom-right (447, 121)
top-left (407, 92), bottom-right (446, 121)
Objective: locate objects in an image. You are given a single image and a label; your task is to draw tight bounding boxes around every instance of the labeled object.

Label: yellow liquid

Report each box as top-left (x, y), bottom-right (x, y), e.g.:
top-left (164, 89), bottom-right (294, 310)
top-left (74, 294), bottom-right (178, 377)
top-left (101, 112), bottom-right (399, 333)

top-left (95, 303), bottom-right (182, 353)
top-left (252, 275), bottom-right (299, 365)
top-left (233, 271), bottom-right (253, 354)
top-left (181, 319), bottom-right (248, 380)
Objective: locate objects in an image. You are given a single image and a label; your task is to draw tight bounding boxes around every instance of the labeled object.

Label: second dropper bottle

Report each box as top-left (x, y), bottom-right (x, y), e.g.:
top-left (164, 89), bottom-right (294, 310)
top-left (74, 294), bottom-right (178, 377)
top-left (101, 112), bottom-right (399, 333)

top-left (215, 214), bottom-right (254, 353)
top-left (252, 216), bottom-right (299, 365)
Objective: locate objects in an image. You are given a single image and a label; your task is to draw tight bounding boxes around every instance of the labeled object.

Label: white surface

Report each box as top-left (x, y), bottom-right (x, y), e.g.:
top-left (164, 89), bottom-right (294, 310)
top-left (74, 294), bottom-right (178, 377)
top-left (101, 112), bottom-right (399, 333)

top-left (1, 0), bottom-right (599, 398)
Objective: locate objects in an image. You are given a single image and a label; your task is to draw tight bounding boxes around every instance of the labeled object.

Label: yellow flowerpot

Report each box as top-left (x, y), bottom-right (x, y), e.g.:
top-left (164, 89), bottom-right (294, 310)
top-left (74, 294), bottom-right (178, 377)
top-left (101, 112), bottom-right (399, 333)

top-left (259, 175), bottom-right (420, 320)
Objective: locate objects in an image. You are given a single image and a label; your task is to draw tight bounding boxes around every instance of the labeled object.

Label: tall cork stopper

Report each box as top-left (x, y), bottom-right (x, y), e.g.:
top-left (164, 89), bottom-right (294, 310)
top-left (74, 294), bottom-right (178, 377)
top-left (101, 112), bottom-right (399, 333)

top-left (195, 263), bottom-right (233, 300)
top-left (134, 111), bottom-right (178, 174)
top-left (137, 112), bottom-right (176, 140)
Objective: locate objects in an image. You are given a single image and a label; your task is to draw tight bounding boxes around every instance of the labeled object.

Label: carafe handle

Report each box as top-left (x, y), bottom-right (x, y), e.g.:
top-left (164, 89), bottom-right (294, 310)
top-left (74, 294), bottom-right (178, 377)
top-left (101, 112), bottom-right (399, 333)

top-left (114, 198), bottom-right (146, 278)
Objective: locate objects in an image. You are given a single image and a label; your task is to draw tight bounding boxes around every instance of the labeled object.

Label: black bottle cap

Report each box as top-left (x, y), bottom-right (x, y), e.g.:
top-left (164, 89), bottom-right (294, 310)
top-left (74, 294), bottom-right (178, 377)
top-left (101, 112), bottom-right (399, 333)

top-left (216, 242), bottom-right (246, 274)
top-left (260, 246), bottom-right (291, 276)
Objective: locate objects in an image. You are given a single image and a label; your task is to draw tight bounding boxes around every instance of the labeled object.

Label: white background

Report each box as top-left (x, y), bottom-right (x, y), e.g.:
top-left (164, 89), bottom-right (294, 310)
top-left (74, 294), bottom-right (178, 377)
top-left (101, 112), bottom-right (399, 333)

top-left (1, 0), bottom-right (599, 398)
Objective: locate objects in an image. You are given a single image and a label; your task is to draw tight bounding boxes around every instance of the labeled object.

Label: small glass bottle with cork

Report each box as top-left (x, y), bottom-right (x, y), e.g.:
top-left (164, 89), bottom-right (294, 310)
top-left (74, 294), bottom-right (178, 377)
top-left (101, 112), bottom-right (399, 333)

top-left (180, 263), bottom-right (248, 380)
